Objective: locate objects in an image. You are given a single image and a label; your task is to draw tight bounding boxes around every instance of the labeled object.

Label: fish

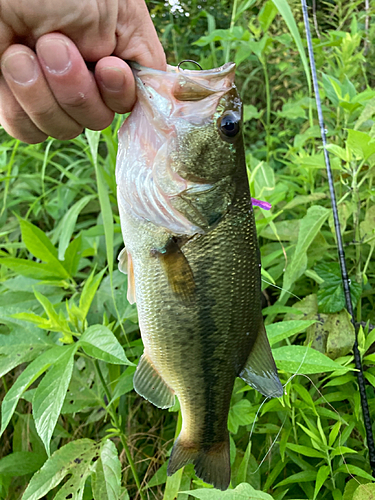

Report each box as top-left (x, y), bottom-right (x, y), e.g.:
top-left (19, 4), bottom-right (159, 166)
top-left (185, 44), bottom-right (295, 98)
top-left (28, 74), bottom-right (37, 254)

top-left (115, 61), bottom-right (283, 491)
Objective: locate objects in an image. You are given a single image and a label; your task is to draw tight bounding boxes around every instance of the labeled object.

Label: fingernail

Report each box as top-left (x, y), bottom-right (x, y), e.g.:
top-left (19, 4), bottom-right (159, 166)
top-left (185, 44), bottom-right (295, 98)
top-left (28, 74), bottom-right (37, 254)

top-left (2, 52), bottom-right (38, 85)
top-left (38, 38), bottom-right (71, 74)
top-left (98, 67), bottom-right (125, 92)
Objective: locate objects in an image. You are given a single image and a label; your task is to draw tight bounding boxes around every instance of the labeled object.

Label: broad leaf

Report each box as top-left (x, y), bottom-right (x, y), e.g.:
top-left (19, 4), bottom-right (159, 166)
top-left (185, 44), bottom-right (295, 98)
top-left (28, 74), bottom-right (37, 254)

top-left (79, 325), bottom-right (132, 365)
top-left (109, 366), bottom-right (136, 405)
top-left (0, 258), bottom-right (66, 280)
top-left (266, 319), bottom-right (317, 346)
top-left (272, 0), bottom-right (311, 92)
top-left (55, 195), bottom-right (94, 260)
top-left (276, 470), bottom-right (317, 487)
top-left (281, 205), bottom-right (329, 300)
top-left (33, 344), bottom-right (77, 454)
top-left (228, 399), bottom-right (254, 434)
top-left (22, 439), bottom-right (98, 500)
top-left (79, 268), bottom-right (106, 322)
top-left (273, 345), bottom-right (350, 374)
top-left (19, 219), bottom-right (69, 278)
top-left (0, 346), bottom-right (67, 436)
top-left (0, 452), bottom-right (46, 476)
top-left (0, 327), bottom-right (52, 378)
top-left (63, 234), bottom-right (83, 277)
top-left (92, 440), bottom-right (121, 500)
top-left (315, 262), bottom-right (362, 313)
top-left (183, 482), bottom-right (273, 499)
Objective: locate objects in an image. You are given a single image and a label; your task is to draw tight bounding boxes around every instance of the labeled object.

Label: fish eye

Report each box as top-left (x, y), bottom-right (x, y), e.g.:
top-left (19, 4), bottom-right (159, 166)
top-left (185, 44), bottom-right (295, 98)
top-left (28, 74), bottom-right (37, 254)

top-left (218, 111), bottom-right (240, 138)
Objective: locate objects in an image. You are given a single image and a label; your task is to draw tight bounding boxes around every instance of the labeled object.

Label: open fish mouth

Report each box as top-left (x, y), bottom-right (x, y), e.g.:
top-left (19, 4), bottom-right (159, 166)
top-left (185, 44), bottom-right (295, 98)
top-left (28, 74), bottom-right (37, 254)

top-left (128, 61), bottom-right (236, 126)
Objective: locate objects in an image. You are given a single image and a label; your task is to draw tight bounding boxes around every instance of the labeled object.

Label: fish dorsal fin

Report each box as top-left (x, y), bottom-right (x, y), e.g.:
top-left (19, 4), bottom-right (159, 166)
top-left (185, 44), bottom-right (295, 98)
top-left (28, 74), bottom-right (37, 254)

top-left (118, 248), bottom-right (136, 304)
top-left (154, 238), bottom-right (196, 305)
top-left (133, 354), bottom-right (175, 409)
top-left (240, 322), bottom-right (283, 398)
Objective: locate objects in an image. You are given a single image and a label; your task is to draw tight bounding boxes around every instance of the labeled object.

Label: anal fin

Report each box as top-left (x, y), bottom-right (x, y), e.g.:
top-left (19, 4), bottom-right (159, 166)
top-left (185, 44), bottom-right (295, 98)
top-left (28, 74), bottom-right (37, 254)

top-left (133, 354), bottom-right (175, 409)
top-left (240, 322), bottom-right (283, 398)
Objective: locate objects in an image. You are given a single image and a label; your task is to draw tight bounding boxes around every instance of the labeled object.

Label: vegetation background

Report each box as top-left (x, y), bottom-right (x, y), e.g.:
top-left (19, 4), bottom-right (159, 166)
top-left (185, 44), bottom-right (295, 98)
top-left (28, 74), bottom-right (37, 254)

top-left (0, 0), bottom-right (375, 498)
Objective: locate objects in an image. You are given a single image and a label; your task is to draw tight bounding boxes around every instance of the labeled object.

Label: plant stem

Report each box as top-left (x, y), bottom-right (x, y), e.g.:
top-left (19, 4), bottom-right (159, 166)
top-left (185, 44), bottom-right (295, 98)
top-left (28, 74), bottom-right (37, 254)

top-left (225, 0), bottom-right (238, 63)
top-left (169, 11), bottom-right (179, 64)
top-left (94, 360), bottom-right (146, 500)
top-left (351, 163), bottom-right (362, 322)
top-left (261, 59), bottom-right (271, 161)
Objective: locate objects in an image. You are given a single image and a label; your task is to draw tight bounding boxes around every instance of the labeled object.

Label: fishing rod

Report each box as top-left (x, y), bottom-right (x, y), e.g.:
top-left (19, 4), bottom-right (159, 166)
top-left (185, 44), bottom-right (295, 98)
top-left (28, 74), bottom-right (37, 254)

top-left (300, 0), bottom-right (375, 477)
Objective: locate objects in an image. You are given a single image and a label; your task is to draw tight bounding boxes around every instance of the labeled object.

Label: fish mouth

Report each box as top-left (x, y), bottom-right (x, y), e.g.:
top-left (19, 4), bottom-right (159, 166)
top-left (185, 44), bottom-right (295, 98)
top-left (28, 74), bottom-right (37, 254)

top-left (128, 61), bottom-right (236, 126)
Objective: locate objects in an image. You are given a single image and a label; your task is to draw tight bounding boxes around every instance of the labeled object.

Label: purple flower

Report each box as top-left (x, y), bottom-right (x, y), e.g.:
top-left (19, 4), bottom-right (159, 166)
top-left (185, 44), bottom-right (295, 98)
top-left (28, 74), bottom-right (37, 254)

top-left (251, 198), bottom-right (272, 210)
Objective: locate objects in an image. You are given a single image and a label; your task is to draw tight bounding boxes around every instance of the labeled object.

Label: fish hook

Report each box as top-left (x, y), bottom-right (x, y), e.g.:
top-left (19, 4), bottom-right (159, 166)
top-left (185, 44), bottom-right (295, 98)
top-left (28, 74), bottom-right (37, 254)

top-left (177, 59), bottom-right (203, 71)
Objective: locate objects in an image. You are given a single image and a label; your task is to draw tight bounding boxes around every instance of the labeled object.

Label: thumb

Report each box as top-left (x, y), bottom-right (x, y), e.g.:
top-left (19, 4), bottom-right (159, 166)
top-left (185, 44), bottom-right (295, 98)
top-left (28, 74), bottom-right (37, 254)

top-left (115, 0), bottom-right (166, 71)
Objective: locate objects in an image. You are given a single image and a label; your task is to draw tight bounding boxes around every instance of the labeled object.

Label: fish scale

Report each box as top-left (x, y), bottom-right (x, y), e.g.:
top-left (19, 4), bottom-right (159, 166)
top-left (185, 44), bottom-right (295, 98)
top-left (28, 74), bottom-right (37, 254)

top-left (116, 61), bottom-right (283, 490)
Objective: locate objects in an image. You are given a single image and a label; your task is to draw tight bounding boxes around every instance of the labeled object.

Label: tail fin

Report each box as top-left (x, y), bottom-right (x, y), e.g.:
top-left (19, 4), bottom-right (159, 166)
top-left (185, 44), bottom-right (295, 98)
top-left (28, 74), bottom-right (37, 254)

top-left (167, 436), bottom-right (230, 491)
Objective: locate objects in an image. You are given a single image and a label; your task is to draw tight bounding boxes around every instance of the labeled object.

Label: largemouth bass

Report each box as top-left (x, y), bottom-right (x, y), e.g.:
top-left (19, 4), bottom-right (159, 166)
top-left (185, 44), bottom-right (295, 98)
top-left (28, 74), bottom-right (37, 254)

top-left (116, 62), bottom-right (283, 490)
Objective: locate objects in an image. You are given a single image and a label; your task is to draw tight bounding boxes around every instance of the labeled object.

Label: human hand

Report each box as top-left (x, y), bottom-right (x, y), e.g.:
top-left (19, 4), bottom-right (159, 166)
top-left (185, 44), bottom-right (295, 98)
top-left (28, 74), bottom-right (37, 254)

top-left (0, 0), bottom-right (166, 143)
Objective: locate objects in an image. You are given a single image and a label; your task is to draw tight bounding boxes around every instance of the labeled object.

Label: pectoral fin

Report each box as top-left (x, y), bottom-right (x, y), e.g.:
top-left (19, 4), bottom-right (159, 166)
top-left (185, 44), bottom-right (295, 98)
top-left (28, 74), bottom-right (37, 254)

top-left (133, 354), bottom-right (175, 409)
top-left (154, 238), bottom-right (195, 305)
top-left (118, 248), bottom-right (136, 304)
top-left (240, 322), bottom-right (283, 398)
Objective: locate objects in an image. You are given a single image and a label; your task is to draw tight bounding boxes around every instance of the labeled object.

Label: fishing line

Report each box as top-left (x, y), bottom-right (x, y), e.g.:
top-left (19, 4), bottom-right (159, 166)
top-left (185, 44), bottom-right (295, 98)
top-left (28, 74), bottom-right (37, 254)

top-left (300, 0), bottom-right (375, 477)
top-left (247, 345), bottom-right (310, 475)
top-left (261, 278), bottom-right (301, 301)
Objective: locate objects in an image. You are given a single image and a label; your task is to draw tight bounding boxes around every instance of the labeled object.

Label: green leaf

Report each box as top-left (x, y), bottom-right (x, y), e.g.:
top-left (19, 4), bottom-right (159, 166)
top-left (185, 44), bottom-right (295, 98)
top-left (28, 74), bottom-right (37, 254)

top-left (0, 346), bottom-right (67, 437)
top-left (243, 104), bottom-right (262, 122)
top-left (313, 465), bottom-right (331, 500)
top-left (285, 443), bottom-right (325, 458)
top-left (86, 130), bottom-right (114, 275)
top-left (0, 327), bottom-right (51, 377)
top-left (266, 319), bottom-right (317, 346)
top-left (79, 325), bottom-right (132, 365)
top-left (275, 469), bottom-right (317, 487)
top-left (109, 366), bottom-right (136, 405)
top-left (228, 399), bottom-right (254, 434)
top-left (273, 345), bottom-right (350, 374)
top-left (62, 234), bottom-right (83, 277)
top-left (353, 483), bottom-right (375, 500)
top-left (183, 482), bottom-right (274, 499)
top-left (360, 205), bottom-right (375, 248)
top-left (79, 268), bottom-right (106, 322)
top-left (55, 195), bottom-right (94, 260)
top-left (283, 192), bottom-right (327, 210)
top-left (315, 262), bottom-right (362, 313)
top-left (0, 258), bottom-right (66, 280)
top-left (330, 446), bottom-right (358, 457)
top-left (347, 129), bottom-right (375, 161)
top-left (33, 344), bottom-right (77, 454)
top-left (259, 0), bottom-right (278, 32)
top-left (92, 440), bottom-right (121, 500)
top-left (146, 462), bottom-right (168, 488)
top-left (329, 421), bottom-right (341, 447)
top-left (22, 439), bottom-right (98, 500)
top-left (236, 441), bottom-right (252, 484)
top-left (0, 452), bottom-right (46, 476)
top-left (280, 205), bottom-right (329, 300)
top-left (19, 219), bottom-right (69, 278)
top-left (271, 0), bottom-right (311, 92)
top-left (164, 469), bottom-right (183, 500)
top-left (336, 464), bottom-right (374, 481)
